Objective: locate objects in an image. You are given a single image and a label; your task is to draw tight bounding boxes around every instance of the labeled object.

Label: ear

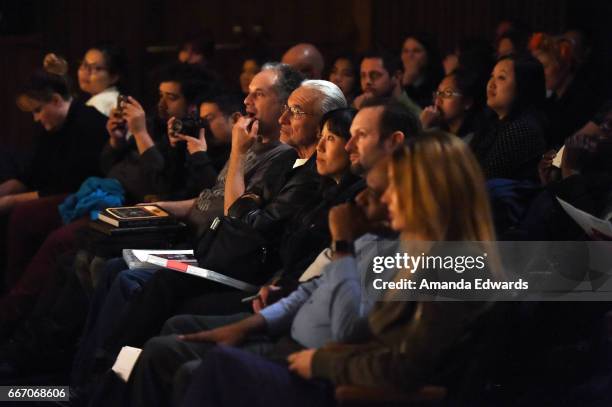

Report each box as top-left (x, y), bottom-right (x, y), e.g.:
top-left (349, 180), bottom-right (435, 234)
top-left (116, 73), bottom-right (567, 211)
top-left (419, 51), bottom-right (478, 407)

top-left (230, 111), bottom-right (242, 125)
top-left (51, 93), bottom-right (64, 106)
top-left (386, 131), bottom-right (405, 151)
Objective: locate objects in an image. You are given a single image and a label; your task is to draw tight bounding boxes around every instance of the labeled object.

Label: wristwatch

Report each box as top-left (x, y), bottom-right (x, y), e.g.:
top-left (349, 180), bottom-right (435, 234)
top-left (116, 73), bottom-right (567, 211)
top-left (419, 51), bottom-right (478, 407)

top-left (331, 240), bottom-right (355, 256)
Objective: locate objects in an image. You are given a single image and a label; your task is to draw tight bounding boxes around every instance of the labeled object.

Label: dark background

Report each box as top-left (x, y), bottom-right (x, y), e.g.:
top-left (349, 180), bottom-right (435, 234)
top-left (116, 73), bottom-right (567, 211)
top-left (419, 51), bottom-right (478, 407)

top-left (0, 0), bottom-right (610, 151)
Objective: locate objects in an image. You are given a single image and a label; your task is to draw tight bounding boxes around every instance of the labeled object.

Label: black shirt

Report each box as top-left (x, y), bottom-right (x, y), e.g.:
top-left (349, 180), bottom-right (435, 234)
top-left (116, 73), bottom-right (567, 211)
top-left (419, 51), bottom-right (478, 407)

top-left (19, 100), bottom-right (108, 196)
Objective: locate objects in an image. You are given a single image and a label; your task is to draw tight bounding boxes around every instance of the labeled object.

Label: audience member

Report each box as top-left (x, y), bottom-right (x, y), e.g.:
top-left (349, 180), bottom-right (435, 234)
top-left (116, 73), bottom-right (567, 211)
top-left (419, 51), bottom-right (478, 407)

top-left (529, 32), bottom-right (602, 147)
top-left (281, 43), bottom-right (325, 79)
top-left (44, 44), bottom-right (128, 117)
top-left (471, 54), bottom-right (547, 180)
top-left (353, 50), bottom-right (421, 117)
top-left (328, 53), bottom-right (359, 104)
top-left (420, 67), bottom-right (486, 143)
top-left (400, 33), bottom-right (444, 108)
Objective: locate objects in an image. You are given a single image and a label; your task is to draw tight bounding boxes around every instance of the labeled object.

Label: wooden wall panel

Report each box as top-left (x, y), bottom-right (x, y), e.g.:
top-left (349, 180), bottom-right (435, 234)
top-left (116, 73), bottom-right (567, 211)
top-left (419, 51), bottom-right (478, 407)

top-left (2, 0), bottom-right (609, 152)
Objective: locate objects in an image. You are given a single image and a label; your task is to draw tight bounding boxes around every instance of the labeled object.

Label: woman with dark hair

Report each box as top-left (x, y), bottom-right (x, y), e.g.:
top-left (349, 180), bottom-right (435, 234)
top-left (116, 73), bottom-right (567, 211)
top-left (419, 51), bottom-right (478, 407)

top-left (44, 43), bottom-right (128, 117)
top-left (328, 54), bottom-right (360, 105)
top-left (400, 33), bottom-right (444, 108)
top-left (471, 54), bottom-right (547, 180)
top-left (419, 67), bottom-right (487, 143)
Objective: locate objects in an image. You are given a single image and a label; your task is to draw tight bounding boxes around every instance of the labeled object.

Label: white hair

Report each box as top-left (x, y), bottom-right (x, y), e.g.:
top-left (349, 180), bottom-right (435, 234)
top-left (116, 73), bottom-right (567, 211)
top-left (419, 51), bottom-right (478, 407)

top-left (300, 80), bottom-right (347, 114)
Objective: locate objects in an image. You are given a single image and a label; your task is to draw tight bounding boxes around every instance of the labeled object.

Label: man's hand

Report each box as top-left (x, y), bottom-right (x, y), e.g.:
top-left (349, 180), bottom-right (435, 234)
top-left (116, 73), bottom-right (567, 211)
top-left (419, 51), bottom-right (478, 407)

top-left (123, 96), bottom-right (147, 135)
top-left (287, 349), bottom-right (317, 379)
top-left (329, 203), bottom-right (367, 242)
top-left (231, 116), bottom-right (259, 155)
top-left (166, 117), bottom-right (182, 148)
top-left (353, 92), bottom-right (374, 109)
top-left (252, 284), bottom-right (282, 313)
top-left (177, 128), bottom-right (208, 155)
top-left (178, 323), bottom-right (247, 346)
top-left (538, 149), bottom-right (558, 185)
top-left (561, 133), bottom-right (603, 179)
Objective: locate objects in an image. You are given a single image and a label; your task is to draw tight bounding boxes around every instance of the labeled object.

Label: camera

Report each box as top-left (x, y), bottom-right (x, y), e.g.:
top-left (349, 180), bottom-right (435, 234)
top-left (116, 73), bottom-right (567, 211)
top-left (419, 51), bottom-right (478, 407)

top-left (171, 116), bottom-right (211, 138)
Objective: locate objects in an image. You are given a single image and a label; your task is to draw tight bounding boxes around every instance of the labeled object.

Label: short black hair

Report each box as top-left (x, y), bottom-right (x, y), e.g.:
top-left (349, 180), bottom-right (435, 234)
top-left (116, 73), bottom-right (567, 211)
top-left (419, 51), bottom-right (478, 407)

top-left (360, 97), bottom-right (421, 141)
top-left (361, 49), bottom-right (402, 76)
top-left (319, 107), bottom-right (357, 140)
top-left (497, 53), bottom-right (545, 116)
top-left (448, 67), bottom-right (487, 111)
top-left (196, 92), bottom-right (245, 116)
top-left (18, 69), bottom-right (71, 102)
top-left (156, 62), bottom-right (220, 105)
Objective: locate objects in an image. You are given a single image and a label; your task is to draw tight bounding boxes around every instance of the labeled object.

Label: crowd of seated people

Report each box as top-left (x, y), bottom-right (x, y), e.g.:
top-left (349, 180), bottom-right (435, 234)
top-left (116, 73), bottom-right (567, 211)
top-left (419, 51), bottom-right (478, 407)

top-left (0, 20), bottom-right (610, 407)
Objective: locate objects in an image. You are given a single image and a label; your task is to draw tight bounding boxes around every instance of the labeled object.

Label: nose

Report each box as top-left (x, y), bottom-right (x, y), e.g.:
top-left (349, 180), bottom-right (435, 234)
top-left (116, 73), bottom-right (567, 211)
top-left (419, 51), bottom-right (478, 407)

top-left (316, 136), bottom-right (326, 153)
top-left (244, 92), bottom-right (252, 106)
top-left (345, 135), bottom-right (356, 153)
top-left (279, 108), bottom-right (290, 125)
top-left (33, 112), bottom-right (41, 122)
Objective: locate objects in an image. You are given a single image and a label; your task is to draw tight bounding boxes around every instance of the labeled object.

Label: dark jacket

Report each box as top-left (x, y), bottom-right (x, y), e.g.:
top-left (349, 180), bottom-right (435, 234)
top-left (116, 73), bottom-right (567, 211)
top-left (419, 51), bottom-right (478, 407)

top-left (100, 118), bottom-right (221, 203)
top-left (19, 101), bottom-right (108, 196)
top-left (471, 111), bottom-right (546, 181)
top-left (228, 152), bottom-right (322, 238)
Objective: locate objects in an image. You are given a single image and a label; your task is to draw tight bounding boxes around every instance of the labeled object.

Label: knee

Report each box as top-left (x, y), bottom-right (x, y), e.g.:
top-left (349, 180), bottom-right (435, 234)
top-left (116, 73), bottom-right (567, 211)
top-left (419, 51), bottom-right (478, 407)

top-left (140, 335), bottom-right (182, 369)
top-left (161, 315), bottom-right (195, 335)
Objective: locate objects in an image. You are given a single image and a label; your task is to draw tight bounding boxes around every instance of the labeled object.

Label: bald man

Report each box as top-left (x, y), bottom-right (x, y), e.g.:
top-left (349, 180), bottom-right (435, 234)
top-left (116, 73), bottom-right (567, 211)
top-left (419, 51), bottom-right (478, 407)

top-left (281, 43), bottom-right (325, 79)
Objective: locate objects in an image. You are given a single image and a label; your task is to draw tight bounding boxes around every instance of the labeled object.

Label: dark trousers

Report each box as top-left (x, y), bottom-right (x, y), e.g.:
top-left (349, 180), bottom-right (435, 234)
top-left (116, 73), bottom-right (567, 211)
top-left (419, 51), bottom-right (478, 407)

top-left (1, 194), bottom-right (88, 323)
top-left (102, 268), bottom-right (250, 356)
top-left (181, 345), bottom-right (334, 407)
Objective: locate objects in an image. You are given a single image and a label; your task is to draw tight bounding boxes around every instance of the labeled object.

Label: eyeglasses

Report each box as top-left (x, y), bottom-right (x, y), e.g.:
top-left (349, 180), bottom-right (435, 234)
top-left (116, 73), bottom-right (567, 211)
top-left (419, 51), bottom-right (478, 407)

top-left (432, 89), bottom-right (463, 100)
top-left (281, 104), bottom-right (313, 119)
top-left (78, 61), bottom-right (108, 74)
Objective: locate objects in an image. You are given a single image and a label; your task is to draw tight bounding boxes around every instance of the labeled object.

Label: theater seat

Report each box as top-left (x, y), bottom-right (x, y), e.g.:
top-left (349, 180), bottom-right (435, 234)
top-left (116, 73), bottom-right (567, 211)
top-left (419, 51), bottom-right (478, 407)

top-left (335, 385), bottom-right (447, 406)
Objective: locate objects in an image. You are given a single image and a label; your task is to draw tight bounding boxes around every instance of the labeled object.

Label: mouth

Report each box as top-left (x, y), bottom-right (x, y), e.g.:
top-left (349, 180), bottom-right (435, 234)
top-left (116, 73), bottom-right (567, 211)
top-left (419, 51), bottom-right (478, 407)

top-left (349, 153), bottom-right (359, 162)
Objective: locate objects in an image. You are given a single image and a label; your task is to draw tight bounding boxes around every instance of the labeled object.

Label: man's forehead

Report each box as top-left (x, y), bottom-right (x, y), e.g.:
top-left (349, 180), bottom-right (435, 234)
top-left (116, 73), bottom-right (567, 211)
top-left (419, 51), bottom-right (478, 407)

top-left (249, 70), bottom-right (277, 92)
top-left (159, 81), bottom-right (181, 94)
top-left (361, 58), bottom-right (385, 72)
top-left (288, 87), bottom-right (319, 109)
top-left (199, 102), bottom-right (220, 115)
top-left (351, 107), bottom-right (382, 131)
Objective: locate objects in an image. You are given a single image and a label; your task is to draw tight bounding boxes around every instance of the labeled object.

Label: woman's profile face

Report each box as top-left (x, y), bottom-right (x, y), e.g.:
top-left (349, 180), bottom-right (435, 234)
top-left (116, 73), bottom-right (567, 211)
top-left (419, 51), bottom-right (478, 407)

top-left (487, 59), bottom-right (516, 118)
top-left (315, 122), bottom-right (350, 179)
top-left (434, 75), bottom-right (469, 124)
top-left (77, 49), bottom-right (117, 95)
top-left (329, 58), bottom-right (356, 98)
